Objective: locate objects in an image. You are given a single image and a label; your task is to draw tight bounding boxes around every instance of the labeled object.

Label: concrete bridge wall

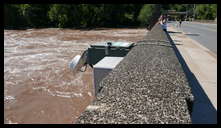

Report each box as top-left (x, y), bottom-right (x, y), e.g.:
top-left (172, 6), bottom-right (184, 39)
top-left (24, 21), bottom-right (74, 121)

top-left (76, 24), bottom-right (194, 124)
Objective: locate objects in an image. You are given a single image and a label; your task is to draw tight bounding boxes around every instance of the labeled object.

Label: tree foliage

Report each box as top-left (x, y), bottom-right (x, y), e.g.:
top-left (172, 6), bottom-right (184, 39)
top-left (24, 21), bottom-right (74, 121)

top-left (19, 4), bottom-right (51, 27)
top-left (4, 4), bottom-right (217, 29)
top-left (195, 4), bottom-right (217, 20)
top-left (138, 4), bottom-right (156, 26)
top-left (4, 4), bottom-right (26, 28)
top-left (138, 4), bottom-right (162, 27)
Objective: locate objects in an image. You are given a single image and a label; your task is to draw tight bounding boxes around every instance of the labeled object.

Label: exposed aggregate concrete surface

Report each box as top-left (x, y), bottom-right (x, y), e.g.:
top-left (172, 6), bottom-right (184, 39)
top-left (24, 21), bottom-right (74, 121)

top-left (77, 24), bottom-right (194, 124)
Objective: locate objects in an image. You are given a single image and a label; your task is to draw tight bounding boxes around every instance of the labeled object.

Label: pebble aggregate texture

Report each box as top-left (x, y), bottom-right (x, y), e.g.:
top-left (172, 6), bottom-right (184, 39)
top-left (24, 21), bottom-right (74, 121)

top-left (77, 24), bottom-right (194, 124)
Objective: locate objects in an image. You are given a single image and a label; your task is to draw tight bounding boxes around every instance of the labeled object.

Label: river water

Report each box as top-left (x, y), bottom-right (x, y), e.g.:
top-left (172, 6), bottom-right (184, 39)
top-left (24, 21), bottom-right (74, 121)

top-left (4, 28), bottom-right (146, 124)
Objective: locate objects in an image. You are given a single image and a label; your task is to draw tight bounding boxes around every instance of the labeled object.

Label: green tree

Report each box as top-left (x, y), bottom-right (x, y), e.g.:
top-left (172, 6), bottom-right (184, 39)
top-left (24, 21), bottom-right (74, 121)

top-left (48, 4), bottom-right (85, 28)
top-left (168, 4), bottom-right (188, 12)
top-left (96, 4), bottom-right (126, 27)
top-left (4, 4), bottom-right (26, 28)
top-left (138, 4), bottom-right (161, 27)
top-left (6, 4), bottom-right (180, 29)
top-left (121, 4), bottom-right (143, 26)
top-left (79, 4), bottom-right (104, 27)
top-left (48, 4), bottom-right (70, 28)
top-left (19, 4), bottom-right (51, 27)
top-left (195, 4), bottom-right (217, 20)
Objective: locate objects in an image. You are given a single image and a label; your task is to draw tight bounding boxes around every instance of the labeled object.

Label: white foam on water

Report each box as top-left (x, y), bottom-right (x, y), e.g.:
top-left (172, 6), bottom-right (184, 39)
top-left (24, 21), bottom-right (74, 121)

top-left (4, 96), bottom-right (16, 102)
top-left (7, 119), bottom-right (18, 124)
top-left (68, 73), bottom-right (84, 86)
top-left (55, 91), bottom-right (83, 98)
top-left (32, 86), bottom-right (83, 98)
top-left (32, 86), bottom-right (55, 96)
top-left (4, 96), bottom-right (15, 100)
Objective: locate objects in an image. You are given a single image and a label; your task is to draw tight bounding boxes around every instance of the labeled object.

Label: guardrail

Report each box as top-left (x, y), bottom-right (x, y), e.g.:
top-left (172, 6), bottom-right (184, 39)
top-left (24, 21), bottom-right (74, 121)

top-left (76, 23), bottom-right (194, 124)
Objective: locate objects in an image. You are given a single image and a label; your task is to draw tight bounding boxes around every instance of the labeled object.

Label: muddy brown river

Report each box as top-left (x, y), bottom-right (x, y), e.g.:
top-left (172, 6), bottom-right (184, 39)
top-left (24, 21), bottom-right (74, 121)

top-left (4, 28), bottom-right (146, 124)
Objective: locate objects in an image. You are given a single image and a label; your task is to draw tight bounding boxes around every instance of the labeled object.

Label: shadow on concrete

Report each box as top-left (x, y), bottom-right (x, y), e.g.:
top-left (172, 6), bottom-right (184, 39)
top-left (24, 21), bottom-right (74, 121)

top-left (167, 31), bottom-right (183, 34)
top-left (184, 33), bottom-right (200, 36)
top-left (173, 43), bottom-right (183, 46)
top-left (165, 31), bottom-right (217, 124)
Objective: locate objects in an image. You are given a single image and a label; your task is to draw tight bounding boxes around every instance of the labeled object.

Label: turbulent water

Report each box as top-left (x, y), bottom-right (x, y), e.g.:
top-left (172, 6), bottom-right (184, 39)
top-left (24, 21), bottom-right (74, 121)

top-left (4, 28), bottom-right (146, 124)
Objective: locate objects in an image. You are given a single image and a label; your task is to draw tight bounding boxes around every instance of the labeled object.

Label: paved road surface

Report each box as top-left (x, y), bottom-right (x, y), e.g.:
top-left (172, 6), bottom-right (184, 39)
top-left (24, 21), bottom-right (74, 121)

top-left (168, 21), bottom-right (217, 54)
top-left (168, 26), bottom-right (217, 123)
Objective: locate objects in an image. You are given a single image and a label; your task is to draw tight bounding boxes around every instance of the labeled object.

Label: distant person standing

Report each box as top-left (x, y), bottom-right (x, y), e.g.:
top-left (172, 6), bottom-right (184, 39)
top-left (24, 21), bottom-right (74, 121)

top-left (179, 18), bottom-right (182, 28)
top-left (159, 14), bottom-right (167, 31)
top-left (175, 18), bottom-right (179, 28)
